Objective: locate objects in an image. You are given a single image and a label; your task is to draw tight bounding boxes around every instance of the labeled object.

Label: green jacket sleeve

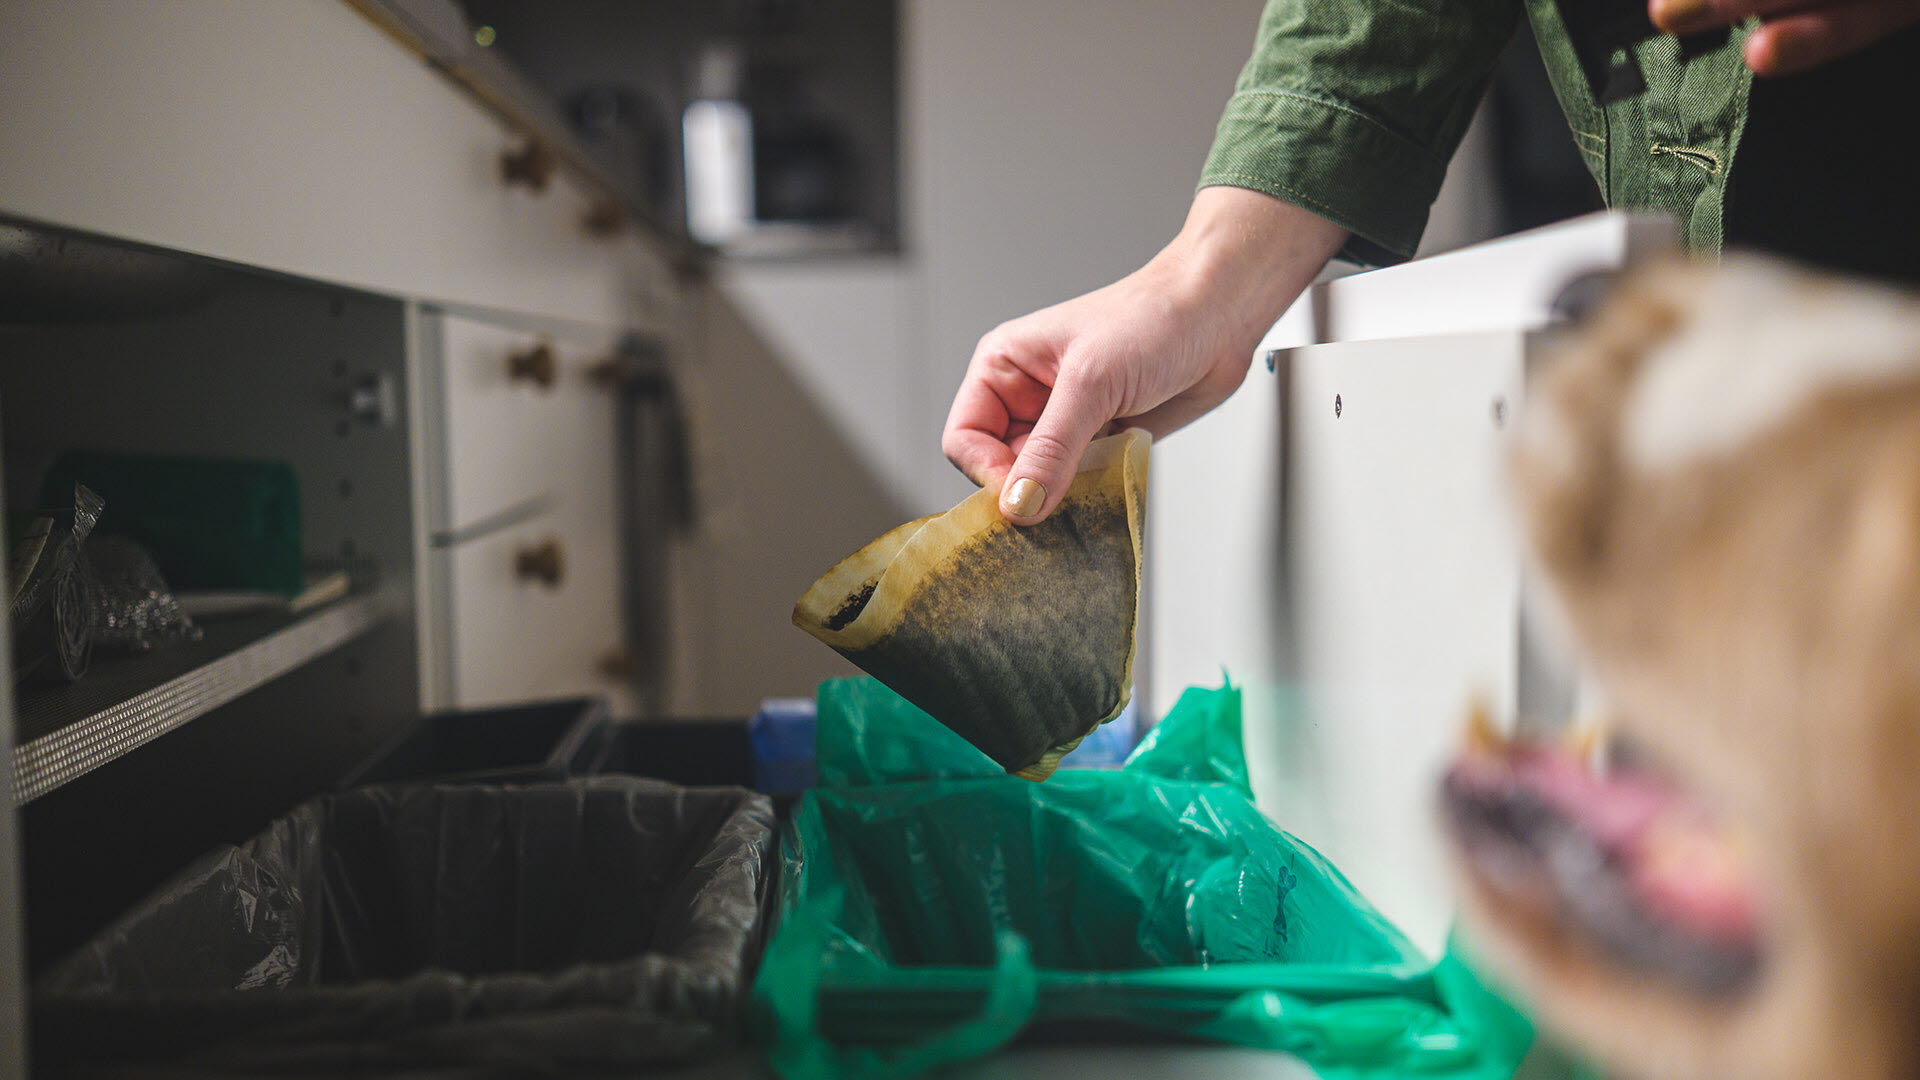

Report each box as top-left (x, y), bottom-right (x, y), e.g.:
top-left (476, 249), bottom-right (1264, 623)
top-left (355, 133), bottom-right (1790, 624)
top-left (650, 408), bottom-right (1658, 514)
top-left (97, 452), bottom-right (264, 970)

top-left (1200, 0), bottom-right (1523, 266)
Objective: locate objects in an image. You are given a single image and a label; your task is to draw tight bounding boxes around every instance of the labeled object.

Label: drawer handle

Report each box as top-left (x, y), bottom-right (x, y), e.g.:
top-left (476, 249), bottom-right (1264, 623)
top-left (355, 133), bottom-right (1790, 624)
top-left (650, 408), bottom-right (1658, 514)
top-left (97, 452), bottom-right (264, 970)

top-left (583, 196), bottom-right (629, 238)
top-left (500, 138), bottom-right (558, 193)
top-left (507, 343), bottom-right (558, 390)
top-left (515, 538), bottom-right (565, 587)
top-left (597, 647), bottom-right (636, 679)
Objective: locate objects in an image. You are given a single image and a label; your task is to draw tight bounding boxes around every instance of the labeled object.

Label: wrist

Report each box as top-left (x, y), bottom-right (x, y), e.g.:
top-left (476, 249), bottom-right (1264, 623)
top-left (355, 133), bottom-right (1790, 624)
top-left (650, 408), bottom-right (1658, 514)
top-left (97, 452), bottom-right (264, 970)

top-left (1152, 186), bottom-right (1347, 344)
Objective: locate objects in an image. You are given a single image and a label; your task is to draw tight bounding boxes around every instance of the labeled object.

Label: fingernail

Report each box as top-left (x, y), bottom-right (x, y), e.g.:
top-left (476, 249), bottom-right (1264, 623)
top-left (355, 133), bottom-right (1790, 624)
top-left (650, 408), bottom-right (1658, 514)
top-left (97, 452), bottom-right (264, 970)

top-left (1003, 477), bottom-right (1045, 519)
top-left (1650, 0), bottom-right (1719, 35)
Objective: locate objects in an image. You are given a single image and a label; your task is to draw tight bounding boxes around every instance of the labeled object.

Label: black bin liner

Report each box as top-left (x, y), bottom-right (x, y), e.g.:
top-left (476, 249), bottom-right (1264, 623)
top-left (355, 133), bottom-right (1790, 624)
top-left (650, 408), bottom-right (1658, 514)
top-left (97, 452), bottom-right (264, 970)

top-left (34, 777), bottom-right (777, 1075)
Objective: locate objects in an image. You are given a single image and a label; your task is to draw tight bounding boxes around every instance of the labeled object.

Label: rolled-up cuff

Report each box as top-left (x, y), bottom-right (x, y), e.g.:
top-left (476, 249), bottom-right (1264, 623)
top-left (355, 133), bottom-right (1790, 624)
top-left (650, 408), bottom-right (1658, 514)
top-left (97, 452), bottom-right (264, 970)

top-left (1199, 88), bottom-right (1453, 267)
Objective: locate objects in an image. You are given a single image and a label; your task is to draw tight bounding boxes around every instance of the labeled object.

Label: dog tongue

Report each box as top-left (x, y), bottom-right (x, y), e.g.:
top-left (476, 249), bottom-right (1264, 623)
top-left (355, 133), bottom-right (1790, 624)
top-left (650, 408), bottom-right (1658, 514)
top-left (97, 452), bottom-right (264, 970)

top-left (1630, 813), bottom-right (1759, 944)
top-left (1511, 745), bottom-right (1759, 945)
top-left (1515, 748), bottom-right (1675, 849)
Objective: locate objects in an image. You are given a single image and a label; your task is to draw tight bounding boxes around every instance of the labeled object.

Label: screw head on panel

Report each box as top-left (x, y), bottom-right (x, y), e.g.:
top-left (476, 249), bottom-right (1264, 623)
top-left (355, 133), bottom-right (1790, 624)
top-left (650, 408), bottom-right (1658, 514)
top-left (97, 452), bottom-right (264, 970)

top-left (346, 372), bottom-right (397, 427)
top-left (1334, 394), bottom-right (1343, 419)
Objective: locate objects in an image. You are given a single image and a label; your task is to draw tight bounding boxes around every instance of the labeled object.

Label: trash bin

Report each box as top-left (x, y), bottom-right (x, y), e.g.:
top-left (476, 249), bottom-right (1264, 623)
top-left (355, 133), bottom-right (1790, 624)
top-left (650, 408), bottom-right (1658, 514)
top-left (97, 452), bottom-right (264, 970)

top-left (752, 677), bottom-right (1532, 1080)
top-left (591, 715), bottom-right (755, 789)
top-left (588, 704), bottom-right (817, 809)
top-left (337, 697), bottom-right (609, 788)
top-left (35, 776), bottom-right (777, 1075)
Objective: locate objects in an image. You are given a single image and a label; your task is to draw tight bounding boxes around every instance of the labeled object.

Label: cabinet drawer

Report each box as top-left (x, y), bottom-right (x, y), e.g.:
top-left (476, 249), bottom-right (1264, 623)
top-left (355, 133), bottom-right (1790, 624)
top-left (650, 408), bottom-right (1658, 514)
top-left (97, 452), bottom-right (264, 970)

top-left (0, 0), bottom-right (677, 330)
top-left (445, 516), bottom-right (626, 710)
top-left (433, 313), bottom-right (619, 532)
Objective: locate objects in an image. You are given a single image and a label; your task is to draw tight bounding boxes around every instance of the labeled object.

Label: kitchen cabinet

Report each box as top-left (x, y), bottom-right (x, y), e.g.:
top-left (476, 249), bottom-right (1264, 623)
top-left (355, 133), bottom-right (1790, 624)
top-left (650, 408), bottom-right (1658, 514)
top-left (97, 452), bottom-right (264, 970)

top-left (0, 0), bottom-right (676, 330)
top-left (0, 1), bottom-right (694, 1069)
top-left (0, 265), bottom-right (425, 1033)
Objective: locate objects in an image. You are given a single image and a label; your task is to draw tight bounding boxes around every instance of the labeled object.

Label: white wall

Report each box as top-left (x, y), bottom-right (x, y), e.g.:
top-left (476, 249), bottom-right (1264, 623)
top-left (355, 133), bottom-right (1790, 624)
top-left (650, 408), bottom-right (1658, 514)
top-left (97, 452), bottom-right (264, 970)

top-left (714, 259), bottom-right (922, 509)
top-left (719, 0), bottom-right (1270, 518)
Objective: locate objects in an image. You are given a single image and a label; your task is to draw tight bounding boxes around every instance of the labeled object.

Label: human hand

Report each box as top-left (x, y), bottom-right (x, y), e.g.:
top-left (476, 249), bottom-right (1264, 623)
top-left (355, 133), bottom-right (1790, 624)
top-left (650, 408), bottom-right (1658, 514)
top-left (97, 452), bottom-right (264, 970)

top-left (942, 187), bottom-right (1346, 524)
top-left (1651, 0), bottom-right (1920, 76)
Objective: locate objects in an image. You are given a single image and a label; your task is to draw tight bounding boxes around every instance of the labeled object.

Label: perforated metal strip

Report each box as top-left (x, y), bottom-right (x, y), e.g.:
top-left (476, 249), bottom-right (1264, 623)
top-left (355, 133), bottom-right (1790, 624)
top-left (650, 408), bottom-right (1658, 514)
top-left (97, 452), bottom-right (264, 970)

top-left (11, 596), bottom-right (384, 805)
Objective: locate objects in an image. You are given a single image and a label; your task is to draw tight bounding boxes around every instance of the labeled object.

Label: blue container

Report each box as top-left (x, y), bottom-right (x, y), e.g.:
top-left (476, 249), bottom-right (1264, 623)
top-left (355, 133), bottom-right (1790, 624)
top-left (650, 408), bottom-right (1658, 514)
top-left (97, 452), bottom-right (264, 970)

top-left (1059, 698), bottom-right (1141, 769)
top-left (749, 698), bottom-right (817, 795)
top-left (752, 694), bottom-right (1139, 787)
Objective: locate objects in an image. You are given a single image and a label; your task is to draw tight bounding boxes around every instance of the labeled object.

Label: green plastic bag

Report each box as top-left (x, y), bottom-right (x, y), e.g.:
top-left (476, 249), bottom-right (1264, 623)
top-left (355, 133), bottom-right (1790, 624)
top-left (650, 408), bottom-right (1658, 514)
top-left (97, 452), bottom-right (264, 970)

top-left (752, 677), bottom-right (1532, 1079)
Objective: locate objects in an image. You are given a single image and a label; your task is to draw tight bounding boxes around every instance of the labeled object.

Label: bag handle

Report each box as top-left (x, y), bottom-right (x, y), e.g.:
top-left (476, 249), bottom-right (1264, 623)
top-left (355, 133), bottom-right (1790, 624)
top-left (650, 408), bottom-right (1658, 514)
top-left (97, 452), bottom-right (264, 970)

top-left (760, 893), bottom-right (1040, 1080)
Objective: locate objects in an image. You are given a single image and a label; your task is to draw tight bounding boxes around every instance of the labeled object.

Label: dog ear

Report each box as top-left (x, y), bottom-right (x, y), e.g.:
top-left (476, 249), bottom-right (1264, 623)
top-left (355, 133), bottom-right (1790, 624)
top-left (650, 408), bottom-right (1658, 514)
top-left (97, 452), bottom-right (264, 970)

top-left (1513, 262), bottom-right (1699, 589)
top-left (1839, 403), bottom-right (1920, 608)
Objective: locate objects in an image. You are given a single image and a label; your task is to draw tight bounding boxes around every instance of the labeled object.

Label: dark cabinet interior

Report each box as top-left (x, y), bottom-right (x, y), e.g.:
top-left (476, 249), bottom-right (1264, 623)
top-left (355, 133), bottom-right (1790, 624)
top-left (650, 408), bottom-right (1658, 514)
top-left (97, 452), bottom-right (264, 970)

top-left (2, 226), bottom-right (420, 969)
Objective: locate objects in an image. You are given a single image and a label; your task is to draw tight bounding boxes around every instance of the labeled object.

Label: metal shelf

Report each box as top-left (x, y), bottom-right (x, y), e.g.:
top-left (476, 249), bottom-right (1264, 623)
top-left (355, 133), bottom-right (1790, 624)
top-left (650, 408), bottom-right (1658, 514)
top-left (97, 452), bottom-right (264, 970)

top-left (10, 594), bottom-right (386, 804)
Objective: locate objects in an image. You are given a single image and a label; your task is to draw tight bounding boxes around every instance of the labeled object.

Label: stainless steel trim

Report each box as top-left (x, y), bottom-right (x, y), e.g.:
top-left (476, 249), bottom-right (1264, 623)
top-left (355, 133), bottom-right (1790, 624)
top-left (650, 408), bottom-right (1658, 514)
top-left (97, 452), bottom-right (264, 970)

top-left (11, 595), bottom-right (385, 805)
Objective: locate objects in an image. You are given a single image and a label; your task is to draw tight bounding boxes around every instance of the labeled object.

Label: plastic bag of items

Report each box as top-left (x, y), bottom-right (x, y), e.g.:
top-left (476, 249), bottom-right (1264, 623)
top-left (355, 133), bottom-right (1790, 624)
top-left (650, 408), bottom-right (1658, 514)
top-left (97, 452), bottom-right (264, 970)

top-left (7, 484), bottom-right (104, 682)
top-left (8, 487), bottom-right (200, 684)
top-left (84, 534), bottom-right (200, 653)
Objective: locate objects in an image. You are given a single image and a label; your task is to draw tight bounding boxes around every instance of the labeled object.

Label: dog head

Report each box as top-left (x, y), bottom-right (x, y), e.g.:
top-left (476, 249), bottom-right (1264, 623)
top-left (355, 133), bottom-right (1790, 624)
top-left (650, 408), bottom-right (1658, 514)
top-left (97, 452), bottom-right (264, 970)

top-left (1443, 256), bottom-right (1920, 1080)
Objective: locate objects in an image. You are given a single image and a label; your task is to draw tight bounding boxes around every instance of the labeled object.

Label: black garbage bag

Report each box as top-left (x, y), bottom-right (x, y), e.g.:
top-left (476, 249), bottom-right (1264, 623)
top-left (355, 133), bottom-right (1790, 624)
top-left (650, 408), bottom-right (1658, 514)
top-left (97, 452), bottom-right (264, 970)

top-left (34, 777), bottom-right (776, 1076)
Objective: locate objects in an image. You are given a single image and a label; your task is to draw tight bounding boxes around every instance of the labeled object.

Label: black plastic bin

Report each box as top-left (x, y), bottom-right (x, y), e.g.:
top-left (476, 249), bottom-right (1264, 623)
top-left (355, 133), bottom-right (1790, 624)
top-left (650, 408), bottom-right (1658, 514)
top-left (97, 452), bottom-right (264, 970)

top-left (338, 697), bottom-right (609, 788)
top-left (589, 716), bottom-right (753, 788)
top-left (33, 777), bottom-right (777, 1076)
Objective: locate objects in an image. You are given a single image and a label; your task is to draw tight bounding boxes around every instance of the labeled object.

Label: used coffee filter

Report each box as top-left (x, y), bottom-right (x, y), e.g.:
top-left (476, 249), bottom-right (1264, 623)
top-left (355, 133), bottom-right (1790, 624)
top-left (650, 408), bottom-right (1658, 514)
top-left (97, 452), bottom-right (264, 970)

top-left (794, 429), bottom-right (1149, 780)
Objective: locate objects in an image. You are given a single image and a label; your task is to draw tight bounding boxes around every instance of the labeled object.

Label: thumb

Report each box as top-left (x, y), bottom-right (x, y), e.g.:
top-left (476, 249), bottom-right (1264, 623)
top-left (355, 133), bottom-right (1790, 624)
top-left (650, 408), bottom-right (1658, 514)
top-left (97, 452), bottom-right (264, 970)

top-left (1000, 369), bottom-right (1114, 525)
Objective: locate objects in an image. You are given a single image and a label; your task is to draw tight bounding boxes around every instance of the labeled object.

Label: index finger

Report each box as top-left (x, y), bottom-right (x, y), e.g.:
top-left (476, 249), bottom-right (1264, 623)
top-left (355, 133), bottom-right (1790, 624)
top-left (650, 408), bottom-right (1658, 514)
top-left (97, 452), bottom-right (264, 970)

top-left (1650, 0), bottom-right (1735, 35)
top-left (1710, 0), bottom-right (1865, 17)
top-left (942, 376), bottom-right (1019, 490)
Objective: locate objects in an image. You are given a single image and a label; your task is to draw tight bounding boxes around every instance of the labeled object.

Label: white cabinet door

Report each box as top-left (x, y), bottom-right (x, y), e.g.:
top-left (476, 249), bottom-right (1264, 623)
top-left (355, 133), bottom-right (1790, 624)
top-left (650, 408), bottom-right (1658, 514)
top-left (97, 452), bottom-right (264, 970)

top-left (429, 313), bottom-right (620, 534)
top-left (414, 308), bottom-right (630, 713)
top-left (442, 519), bottom-right (627, 710)
top-left (1150, 330), bottom-right (1530, 953)
top-left (1149, 213), bottom-right (1671, 953)
top-left (1149, 330), bottom-right (1531, 954)
top-left (1280, 330), bottom-right (1528, 951)
top-left (0, 0), bottom-right (669, 331)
